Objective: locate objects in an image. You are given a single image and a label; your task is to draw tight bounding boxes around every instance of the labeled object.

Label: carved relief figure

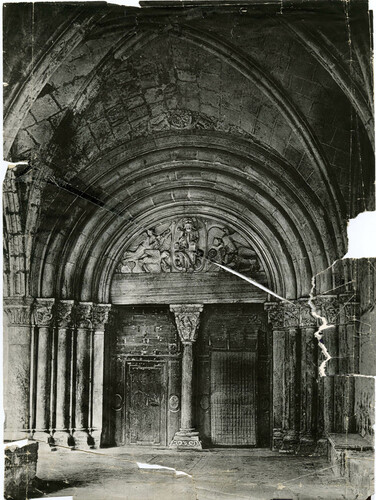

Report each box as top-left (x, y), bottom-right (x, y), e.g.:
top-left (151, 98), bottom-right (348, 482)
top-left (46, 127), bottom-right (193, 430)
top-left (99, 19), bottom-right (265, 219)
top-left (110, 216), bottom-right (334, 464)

top-left (116, 218), bottom-right (263, 276)
top-left (118, 227), bottom-right (171, 273)
top-left (174, 218), bottom-right (203, 272)
top-left (208, 227), bottom-right (260, 274)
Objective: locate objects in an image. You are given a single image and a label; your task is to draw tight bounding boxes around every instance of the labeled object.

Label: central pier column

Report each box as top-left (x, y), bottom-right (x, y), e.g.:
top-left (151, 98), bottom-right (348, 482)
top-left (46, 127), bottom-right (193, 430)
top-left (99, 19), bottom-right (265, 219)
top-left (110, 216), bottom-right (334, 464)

top-left (170, 304), bottom-right (203, 449)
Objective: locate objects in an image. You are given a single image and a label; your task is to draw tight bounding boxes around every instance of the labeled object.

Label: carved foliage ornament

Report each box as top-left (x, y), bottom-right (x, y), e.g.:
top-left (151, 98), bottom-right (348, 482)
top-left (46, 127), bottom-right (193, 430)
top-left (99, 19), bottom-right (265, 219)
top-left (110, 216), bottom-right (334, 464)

top-left (56, 300), bottom-right (74, 328)
top-left (117, 217), bottom-right (264, 277)
top-left (170, 304), bottom-right (203, 343)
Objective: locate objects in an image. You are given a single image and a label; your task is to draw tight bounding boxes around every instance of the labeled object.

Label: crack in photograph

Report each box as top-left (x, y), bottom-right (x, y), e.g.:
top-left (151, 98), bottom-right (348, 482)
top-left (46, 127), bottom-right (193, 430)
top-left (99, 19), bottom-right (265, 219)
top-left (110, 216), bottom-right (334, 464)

top-left (2, 0), bottom-right (375, 499)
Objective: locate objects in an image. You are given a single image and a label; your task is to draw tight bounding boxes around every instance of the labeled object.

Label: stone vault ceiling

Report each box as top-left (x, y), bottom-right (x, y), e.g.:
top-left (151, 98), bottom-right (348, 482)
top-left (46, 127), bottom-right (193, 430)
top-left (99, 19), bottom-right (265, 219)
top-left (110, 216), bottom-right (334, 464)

top-left (3, 1), bottom-right (374, 302)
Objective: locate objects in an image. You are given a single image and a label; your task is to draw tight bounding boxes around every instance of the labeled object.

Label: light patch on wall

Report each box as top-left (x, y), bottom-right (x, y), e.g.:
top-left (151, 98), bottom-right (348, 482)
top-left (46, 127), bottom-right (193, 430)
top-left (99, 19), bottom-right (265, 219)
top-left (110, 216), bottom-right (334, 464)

top-left (344, 211), bottom-right (376, 259)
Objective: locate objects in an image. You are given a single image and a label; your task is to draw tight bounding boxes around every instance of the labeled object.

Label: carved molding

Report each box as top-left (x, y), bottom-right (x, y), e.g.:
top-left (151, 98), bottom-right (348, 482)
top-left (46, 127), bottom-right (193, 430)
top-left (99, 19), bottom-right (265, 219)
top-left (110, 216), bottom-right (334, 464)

top-left (265, 301), bottom-right (316, 329)
top-left (75, 302), bottom-right (93, 329)
top-left (34, 298), bottom-right (55, 327)
top-left (116, 216), bottom-right (264, 277)
top-left (170, 304), bottom-right (203, 343)
top-left (266, 295), bottom-right (359, 329)
top-left (92, 304), bottom-right (112, 331)
top-left (147, 108), bottom-right (247, 139)
top-left (56, 300), bottom-right (75, 328)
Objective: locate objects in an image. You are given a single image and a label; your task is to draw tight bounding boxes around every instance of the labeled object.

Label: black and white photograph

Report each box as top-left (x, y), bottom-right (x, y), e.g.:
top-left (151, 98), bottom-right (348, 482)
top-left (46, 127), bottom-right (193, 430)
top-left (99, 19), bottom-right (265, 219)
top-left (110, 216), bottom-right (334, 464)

top-left (2, 0), bottom-right (376, 498)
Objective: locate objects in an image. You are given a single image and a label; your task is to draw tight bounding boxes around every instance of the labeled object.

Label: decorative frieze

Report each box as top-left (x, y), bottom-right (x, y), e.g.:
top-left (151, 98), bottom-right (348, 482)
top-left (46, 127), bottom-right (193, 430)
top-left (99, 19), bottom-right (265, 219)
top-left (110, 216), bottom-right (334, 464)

top-left (170, 304), bottom-right (203, 343)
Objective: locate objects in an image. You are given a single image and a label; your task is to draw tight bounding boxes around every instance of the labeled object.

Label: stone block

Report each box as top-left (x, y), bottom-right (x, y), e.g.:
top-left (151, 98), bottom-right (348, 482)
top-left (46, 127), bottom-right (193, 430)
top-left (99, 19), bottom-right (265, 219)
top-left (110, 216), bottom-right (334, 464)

top-left (4, 441), bottom-right (38, 499)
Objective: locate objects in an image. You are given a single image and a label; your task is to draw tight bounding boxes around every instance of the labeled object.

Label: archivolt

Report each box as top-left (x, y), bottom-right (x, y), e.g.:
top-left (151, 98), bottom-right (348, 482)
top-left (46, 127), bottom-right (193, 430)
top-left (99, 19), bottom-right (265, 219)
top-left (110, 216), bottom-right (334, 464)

top-left (30, 133), bottom-right (339, 303)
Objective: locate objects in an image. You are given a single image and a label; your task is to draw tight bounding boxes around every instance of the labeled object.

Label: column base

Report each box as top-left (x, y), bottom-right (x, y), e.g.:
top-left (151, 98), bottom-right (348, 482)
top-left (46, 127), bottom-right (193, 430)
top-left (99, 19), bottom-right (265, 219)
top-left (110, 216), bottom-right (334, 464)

top-left (298, 434), bottom-right (316, 455)
top-left (89, 430), bottom-right (101, 449)
top-left (32, 431), bottom-right (52, 445)
top-left (72, 430), bottom-right (92, 450)
top-left (272, 428), bottom-right (284, 451)
top-left (169, 430), bottom-right (202, 450)
top-left (280, 431), bottom-right (299, 454)
top-left (52, 431), bottom-right (71, 448)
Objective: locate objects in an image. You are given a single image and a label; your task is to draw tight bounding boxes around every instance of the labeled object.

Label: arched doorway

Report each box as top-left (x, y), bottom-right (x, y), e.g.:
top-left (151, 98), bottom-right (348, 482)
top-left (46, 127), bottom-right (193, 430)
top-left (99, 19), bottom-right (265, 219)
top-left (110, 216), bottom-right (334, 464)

top-left (103, 215), bottom-right (271, 448)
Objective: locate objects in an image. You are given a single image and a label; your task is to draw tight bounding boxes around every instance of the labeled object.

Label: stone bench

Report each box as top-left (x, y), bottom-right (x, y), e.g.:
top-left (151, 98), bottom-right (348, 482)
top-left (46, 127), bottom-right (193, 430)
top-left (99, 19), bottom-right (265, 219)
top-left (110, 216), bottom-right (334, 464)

top-left (328, 433), bottom-right (374, 497)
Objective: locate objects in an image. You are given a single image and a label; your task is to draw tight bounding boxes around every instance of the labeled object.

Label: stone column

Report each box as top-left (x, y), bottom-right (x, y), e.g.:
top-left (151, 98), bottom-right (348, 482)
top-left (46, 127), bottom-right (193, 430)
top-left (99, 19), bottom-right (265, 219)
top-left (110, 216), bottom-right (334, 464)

top-left (33, 298), bottom-right (55, 443)
top-left (315, 296), bottom-right (339, 438)
top-left (282, 303), bottom-right (300, 452)
top-left (335, 295), bottom-right (359, 433)
top-left (73, 302), bottom-right (93, 448)
top-left (265, 303), bottom-right (285, 450)
top-left (298, 301), bottom-right (318, 452)
top-left (266, 301), bottom-right (300, 452)
top-left (53, 300), bottom-right (74, 446)
top-left (90, 304), bottom-right (111, 448)
top-left (3, 297), bottom-right (33, 441)
top-left (169, 304), bottom-right (203, 449)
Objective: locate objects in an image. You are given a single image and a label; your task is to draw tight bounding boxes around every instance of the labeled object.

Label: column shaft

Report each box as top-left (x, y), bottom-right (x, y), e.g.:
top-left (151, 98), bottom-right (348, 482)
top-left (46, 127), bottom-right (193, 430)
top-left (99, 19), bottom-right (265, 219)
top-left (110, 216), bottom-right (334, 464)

top-left (300, 326), bottom-right (316, 446)
top-left (33, 298), bottom-right (55, 442)
top-left (272, 329), bottom-right (285, 449)
top-left (91, 304), bottom-right (111, 447)
top-left (35, 326), bottom-right (51, 432)
top-left (73, 302), bottom-right (93, 448)
top-left (180, 342), bottom-right (193, 431)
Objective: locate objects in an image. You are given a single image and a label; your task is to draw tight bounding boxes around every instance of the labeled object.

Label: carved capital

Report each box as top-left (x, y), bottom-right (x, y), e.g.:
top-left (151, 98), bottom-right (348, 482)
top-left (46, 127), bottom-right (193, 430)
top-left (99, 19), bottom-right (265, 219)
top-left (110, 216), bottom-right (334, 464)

top-left (298, 300), bottom-right (317, 328)
top-left (34, 298), bottom-right (55, 327)
top-left (264, 303), bottom-right (284, 328)
top-left (4, 297), bottom-right (33, 326)
top-left (56, 300), bottom-right (74, 328)
top-left (170, 304), bottom-right (203, 343)
top-left (284, 302), bottom-right (300, 328)
top-left (75, 302), bottom-right (93, 329)
top-left (92, 304), bottom-right (112, 331)
top-left (316, 295), bottom-right (340, 325)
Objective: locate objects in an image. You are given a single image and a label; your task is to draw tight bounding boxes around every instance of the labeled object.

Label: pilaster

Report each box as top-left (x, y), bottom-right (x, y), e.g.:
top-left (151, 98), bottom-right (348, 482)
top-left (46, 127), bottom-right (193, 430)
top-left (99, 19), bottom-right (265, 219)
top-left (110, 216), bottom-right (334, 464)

top-left (3, 297), bottom-right (34, 441)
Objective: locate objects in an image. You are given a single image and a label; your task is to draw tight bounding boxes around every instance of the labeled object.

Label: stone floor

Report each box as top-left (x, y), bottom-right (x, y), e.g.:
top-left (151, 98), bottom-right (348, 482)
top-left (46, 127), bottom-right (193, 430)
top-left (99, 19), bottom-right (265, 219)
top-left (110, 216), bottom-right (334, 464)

top-left (31, 444), bottom-right (358, 500)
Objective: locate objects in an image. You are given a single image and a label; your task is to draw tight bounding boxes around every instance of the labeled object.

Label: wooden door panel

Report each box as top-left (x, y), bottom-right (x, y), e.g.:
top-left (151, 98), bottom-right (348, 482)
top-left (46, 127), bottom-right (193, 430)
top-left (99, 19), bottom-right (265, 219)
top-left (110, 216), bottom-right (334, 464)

top-left (127, 363), bottom-right (165, 445)
top-left (211, 351), bottom-right (256, 446)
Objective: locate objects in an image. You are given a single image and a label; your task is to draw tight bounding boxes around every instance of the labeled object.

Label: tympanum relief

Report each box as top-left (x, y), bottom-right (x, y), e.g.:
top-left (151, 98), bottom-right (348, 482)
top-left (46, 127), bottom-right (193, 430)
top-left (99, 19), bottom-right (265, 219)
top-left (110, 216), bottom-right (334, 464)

top-left (116, 217), bottom-right (263, 276)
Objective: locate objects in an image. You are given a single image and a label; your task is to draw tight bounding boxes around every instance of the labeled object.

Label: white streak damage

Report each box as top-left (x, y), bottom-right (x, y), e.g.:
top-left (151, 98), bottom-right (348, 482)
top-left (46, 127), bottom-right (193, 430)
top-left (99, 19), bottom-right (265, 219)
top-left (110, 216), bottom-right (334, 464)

top-left (137, 462), bottom-right (191, 477)
top-left (308, 273), bottom-right (333, 377)
top-left (3, 439), bottom-right (29, 449)
top-left (212, 260), bottom-right (333, 376)
top-left (211, 262), bottom-right (295, 305)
